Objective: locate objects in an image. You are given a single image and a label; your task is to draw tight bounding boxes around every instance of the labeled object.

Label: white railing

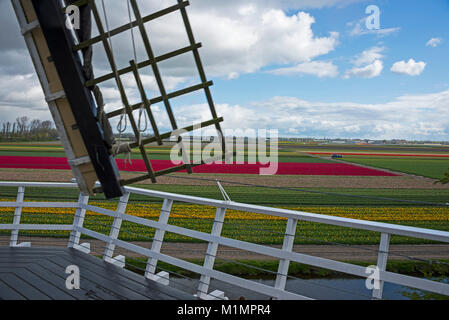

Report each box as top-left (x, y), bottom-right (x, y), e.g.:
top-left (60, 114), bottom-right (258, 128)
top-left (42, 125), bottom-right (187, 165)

top-left (1, 181), bottom-right (449, 300)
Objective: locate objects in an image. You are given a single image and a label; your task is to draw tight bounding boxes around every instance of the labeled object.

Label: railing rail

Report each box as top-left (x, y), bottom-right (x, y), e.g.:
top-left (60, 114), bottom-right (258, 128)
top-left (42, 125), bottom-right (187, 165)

top-left (1, 181), bottom-right (449, 300)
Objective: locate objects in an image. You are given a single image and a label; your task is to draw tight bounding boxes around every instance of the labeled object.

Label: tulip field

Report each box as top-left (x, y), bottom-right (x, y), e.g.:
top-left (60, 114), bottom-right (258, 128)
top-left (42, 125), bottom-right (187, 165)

top-left (1, 141), bottom-right (449, 245)
top-left (1, 190), bottom-right (449, 245)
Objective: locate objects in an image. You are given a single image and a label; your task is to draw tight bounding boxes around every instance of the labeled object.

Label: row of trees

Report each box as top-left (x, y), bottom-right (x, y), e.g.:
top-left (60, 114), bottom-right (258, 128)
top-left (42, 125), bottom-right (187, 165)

top-left (0, 116), bottom-right (59, 142)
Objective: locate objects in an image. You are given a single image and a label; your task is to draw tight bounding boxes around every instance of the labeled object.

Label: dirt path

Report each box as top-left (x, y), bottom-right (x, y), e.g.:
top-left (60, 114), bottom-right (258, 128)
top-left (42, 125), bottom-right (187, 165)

top-left (2, 167), bottom-right (448, 189)
top-left (2, 237), bottom-right (448, 262)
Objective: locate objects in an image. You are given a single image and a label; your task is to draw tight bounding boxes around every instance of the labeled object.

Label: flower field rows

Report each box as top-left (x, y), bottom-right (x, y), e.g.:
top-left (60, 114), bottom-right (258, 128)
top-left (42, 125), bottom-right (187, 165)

top-left (1, 201), bottom-right (449, 245)
top-left (1, 201), bottom-right (448, 221)
top-left (0, 155), bottom-right (398, 176)
top-left (309, 152), bottom-right (449, 157)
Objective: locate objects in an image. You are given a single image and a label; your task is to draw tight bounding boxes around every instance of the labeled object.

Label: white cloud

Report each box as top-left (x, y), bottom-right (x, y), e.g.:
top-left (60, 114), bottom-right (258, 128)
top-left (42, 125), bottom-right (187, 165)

top-left (348, 18), bottom-right (400, 37)
top-left (120, 73), bottom-right (187, 93)
top-left (3, 71), bottom-right (449, 140)
top-left (391, 59), bottom-right (426, 76)
top-left (426, 38), bottom-right (442, 48)
top-left (353, 46), bottom-right (384, 66)
top-left (344, 46), bottom-right (385, 79)
top-left (89, 1), bottom-right (339, 80)
top-left (157, 89), bottom-right (449, 140)
top-left (344, 60), bottom-right (383, 78)
top-left (0, 1), bottom-right (343, 128)
top-left (227, 72), bottom-right (240, 80)
top-left (192, 9), bottom-right (339, 79)
top-left (2, 0), bottom-right (444, 142)
top-left (268, 61), bottom-right (339, 78)
top-left (190, 0), bottom-right (364, 12)
top-left (0, 74), bottom-right (45, 108)
top-left (0, 74), bottom-right (52, 123)
top-left (238, 5), bottom-right (257, 16)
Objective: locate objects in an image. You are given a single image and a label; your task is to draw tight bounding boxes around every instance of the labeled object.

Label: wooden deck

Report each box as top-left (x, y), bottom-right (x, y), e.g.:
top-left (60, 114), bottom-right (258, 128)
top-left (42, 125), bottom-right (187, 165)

top-left (0, 247), bottom-right (195, 300)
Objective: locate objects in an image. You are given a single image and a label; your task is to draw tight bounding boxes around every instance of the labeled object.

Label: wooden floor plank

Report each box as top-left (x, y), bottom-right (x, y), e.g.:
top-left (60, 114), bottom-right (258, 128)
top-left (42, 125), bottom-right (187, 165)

top-left (0, 279), bottom-right (26, 300)
top-left (56, 254), bottom-right (178, 300)
top-left (0, 247), bottom-right (195, 300)
top-left (49, 255), bottom-right (151, 300)
top-left (68, 248), bottom-right (196, 300)
top-left (25, 264), bottom-right (87, 300)
top-left (0, 247), bottom-right (67, 254)
top-left (0, 267), bottom-right (74, 300)
top-left (0, 272), bottom-right (51, 300)
top-left (34, 259), bottom-right (114, 300)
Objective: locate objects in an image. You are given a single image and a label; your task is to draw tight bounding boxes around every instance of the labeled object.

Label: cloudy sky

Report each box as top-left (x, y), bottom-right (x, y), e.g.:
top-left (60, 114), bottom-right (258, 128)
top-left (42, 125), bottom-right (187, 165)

top-left (1, 0), bottom-right (449, 140)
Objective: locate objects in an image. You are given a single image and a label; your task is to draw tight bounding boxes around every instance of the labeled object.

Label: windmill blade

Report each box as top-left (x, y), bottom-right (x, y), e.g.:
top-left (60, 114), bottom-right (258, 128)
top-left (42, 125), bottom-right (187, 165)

top-left (12, 0), bottom-right (226, 199)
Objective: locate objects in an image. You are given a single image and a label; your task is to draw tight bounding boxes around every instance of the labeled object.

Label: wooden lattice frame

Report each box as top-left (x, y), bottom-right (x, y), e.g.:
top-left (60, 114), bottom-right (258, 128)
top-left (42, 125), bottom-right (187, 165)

top-left (15, 0), bottom-right (226, 198)
top-left (72, 0), bottom-right (227, 191)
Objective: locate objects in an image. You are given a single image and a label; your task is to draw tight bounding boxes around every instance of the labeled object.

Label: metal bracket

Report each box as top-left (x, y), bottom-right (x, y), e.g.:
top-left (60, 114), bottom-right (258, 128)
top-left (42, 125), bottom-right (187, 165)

top-left (105, 255), bottom-right (125, 268)
top-left (68, 156), bottom-right (91, 167)
top-left (147, 271), bottom-right (170, 286)
top-left (45, 90), bottom-right (66, 103)
top-left (216, 180), bottom-right (232, 203)
top-left (11, 242), bottom-right (31, 248)
top-left (197, 290), bottom-right (229, 300)
top-left (73, 242), bottom-right (91, 254)
top-left (21, 20), bottom-right (39, 35)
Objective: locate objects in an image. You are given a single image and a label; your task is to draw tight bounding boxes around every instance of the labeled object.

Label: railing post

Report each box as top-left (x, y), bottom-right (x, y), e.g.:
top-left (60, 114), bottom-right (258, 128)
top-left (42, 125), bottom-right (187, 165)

top-left (145, 198), bottom-right (173, 282)
top-left (197, 207), bottom-right (227, 300)
top-left (68, 193), bottom-right (90, 252)
top-left (274, 218), bottom-right (298, 293)
top-left (373, 232), bottom-right (390, 299)
top-left (10, 186), bottom-right (29, 247)
top-left (103, 192), bottom-right (130, 267)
